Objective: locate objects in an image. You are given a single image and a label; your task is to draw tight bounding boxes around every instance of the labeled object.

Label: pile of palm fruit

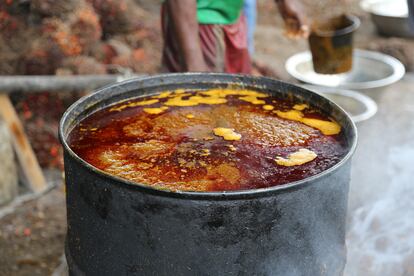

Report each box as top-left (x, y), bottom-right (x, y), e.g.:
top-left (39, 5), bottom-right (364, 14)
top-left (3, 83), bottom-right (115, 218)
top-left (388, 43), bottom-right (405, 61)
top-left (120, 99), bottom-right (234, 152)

top-left (1, 0), bottom-right (161, 169)
top-left (0, 0), bottom-right (161, 75)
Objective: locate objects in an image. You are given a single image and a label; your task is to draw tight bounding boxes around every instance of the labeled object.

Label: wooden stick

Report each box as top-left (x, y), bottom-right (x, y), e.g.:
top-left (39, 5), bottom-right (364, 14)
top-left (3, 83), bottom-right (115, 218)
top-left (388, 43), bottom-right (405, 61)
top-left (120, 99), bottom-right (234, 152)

top-left (0, 94), bottom-right (46, 193)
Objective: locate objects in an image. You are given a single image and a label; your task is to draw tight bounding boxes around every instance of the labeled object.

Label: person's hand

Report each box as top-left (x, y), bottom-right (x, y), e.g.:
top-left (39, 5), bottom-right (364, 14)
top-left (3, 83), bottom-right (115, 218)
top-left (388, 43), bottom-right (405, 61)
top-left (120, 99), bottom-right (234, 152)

top-left (276, 0), bottom-right (309, 39)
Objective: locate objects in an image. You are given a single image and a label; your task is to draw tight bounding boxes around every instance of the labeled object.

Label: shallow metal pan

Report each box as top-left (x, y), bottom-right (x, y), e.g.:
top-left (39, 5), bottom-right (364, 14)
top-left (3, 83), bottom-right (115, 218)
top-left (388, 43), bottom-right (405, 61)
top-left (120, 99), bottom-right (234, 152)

top-left (286, 49), bottom-right (405, 90)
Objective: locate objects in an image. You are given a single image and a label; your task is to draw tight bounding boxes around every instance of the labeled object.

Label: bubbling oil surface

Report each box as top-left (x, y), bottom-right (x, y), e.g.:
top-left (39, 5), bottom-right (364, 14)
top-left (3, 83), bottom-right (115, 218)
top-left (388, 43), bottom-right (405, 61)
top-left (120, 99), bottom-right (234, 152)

top-left (68, 88), bottom-right (347, 192)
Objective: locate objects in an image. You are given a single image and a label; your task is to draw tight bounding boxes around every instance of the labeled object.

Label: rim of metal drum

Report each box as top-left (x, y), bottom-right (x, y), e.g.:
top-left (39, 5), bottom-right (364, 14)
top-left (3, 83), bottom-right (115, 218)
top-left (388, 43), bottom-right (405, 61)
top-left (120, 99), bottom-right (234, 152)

top-left (285, 49), bottom-right (406, 90)
top-left (59, 73), bottom-right (357, 200)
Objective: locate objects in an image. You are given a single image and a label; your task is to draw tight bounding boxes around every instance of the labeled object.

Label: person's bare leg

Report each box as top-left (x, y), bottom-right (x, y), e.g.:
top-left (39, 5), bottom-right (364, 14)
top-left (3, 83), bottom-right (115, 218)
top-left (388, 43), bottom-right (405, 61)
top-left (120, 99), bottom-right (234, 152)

top-left (165, 0), bottom-right (209, 71)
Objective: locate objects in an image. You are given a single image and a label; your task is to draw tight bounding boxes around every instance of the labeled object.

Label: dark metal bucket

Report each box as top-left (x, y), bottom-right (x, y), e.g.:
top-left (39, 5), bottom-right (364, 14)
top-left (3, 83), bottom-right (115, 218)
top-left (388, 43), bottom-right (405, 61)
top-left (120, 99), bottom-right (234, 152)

top-left (59, 73), bottom-right (357, 276)
top-left (308, 15), bottom-right (361, 74)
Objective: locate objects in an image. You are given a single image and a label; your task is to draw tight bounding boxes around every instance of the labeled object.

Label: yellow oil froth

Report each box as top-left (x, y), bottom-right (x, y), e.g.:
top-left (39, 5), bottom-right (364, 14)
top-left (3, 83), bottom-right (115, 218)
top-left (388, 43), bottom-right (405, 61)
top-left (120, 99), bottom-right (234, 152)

top-left (293, 104), bottom-right (309, 111)
top-left (174, 89), bottom-right (186, 94)
top-left (110, 99), bottom-right (159, 112)
top-left (201, 89), bottom-right (240, 98)
top-left (164, 96), bottom-right (200, 107)
top-left (164, 95), bottom-right (226, 106)
top-left (301, 118), bottom-right (341, 136)
top-left (201, 89), bottom-right (267, 98)
top-left (213, 128), bottom-right (242, 141)
top-left (237, 90), bottom-right (268, 98)
top-left (109, 89), bottom-right (340, 136)
top-left (275, 148), bottom-right (317, 166)
top-left (274, 109), bottom-right (341, 135)
top-left (274, 110), bottom-right (304, 121)
top-left (152, 91), bottom-right (172, 99)
top-left (143, 106), bottom-right (168, 114)
top-left (163, 89), bottom-right (269, 107)
top-left (188, 96), bottom-right (227, 105)
top-left (125, 99), bottom-right (158, 106)
top-left (239, 96), bottom-right (266, 105)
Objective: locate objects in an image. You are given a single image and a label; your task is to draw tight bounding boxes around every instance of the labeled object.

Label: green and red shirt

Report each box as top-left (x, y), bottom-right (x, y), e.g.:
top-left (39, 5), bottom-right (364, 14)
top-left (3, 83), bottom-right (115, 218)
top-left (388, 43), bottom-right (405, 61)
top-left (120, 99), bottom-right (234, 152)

top-left (197, 0), bottom-right (244, 25)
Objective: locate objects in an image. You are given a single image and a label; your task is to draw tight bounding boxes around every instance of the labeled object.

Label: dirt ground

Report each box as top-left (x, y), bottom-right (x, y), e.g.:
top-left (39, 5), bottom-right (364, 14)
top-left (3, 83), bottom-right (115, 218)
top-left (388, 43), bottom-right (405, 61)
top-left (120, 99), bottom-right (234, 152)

top-left (0, 0), bottom-right (413, 275)
top-left (0, 177), bottom-right (66, 276)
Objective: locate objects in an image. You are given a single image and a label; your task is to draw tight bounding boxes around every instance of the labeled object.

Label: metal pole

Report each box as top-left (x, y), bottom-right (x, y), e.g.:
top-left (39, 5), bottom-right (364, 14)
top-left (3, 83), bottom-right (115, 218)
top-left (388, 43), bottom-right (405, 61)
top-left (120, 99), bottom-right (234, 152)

top-left (0, 74), bottom-right (144, 93)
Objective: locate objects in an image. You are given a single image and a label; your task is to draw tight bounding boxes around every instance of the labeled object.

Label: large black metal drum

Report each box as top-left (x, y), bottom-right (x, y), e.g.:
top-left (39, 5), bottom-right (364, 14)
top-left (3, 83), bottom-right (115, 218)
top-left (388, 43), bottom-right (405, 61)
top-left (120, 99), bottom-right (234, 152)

top-left (59, 73), bottom-right (357, 276)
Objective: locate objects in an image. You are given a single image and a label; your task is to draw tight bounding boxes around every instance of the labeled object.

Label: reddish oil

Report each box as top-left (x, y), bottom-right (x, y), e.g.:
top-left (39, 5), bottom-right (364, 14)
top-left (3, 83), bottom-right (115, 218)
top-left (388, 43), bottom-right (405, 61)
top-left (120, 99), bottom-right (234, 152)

top-left (68, 90), bottom-right (347, 192)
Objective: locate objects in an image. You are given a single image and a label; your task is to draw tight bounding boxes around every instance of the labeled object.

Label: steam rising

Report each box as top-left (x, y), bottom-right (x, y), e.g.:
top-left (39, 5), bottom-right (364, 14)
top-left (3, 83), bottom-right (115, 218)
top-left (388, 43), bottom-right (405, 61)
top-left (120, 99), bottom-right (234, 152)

top-left (345, 147), bottom-right (414, 275)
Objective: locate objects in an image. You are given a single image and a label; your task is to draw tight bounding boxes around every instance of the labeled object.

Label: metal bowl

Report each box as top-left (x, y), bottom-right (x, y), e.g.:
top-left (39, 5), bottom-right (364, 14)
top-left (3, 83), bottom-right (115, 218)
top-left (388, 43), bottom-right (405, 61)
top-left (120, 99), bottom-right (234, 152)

top-left (303, 85), bottom-right (378, 123)
top-left (360, 0), bottom-right (414, 38)
top-left (285, 49), bottom-right (405, 89)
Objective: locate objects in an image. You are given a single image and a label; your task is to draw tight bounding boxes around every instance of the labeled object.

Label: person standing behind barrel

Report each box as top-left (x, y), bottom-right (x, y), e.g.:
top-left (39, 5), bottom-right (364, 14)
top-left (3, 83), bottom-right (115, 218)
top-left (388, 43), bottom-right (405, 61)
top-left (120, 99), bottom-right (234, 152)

top-left (161, 0), bottom-right (309, 74)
